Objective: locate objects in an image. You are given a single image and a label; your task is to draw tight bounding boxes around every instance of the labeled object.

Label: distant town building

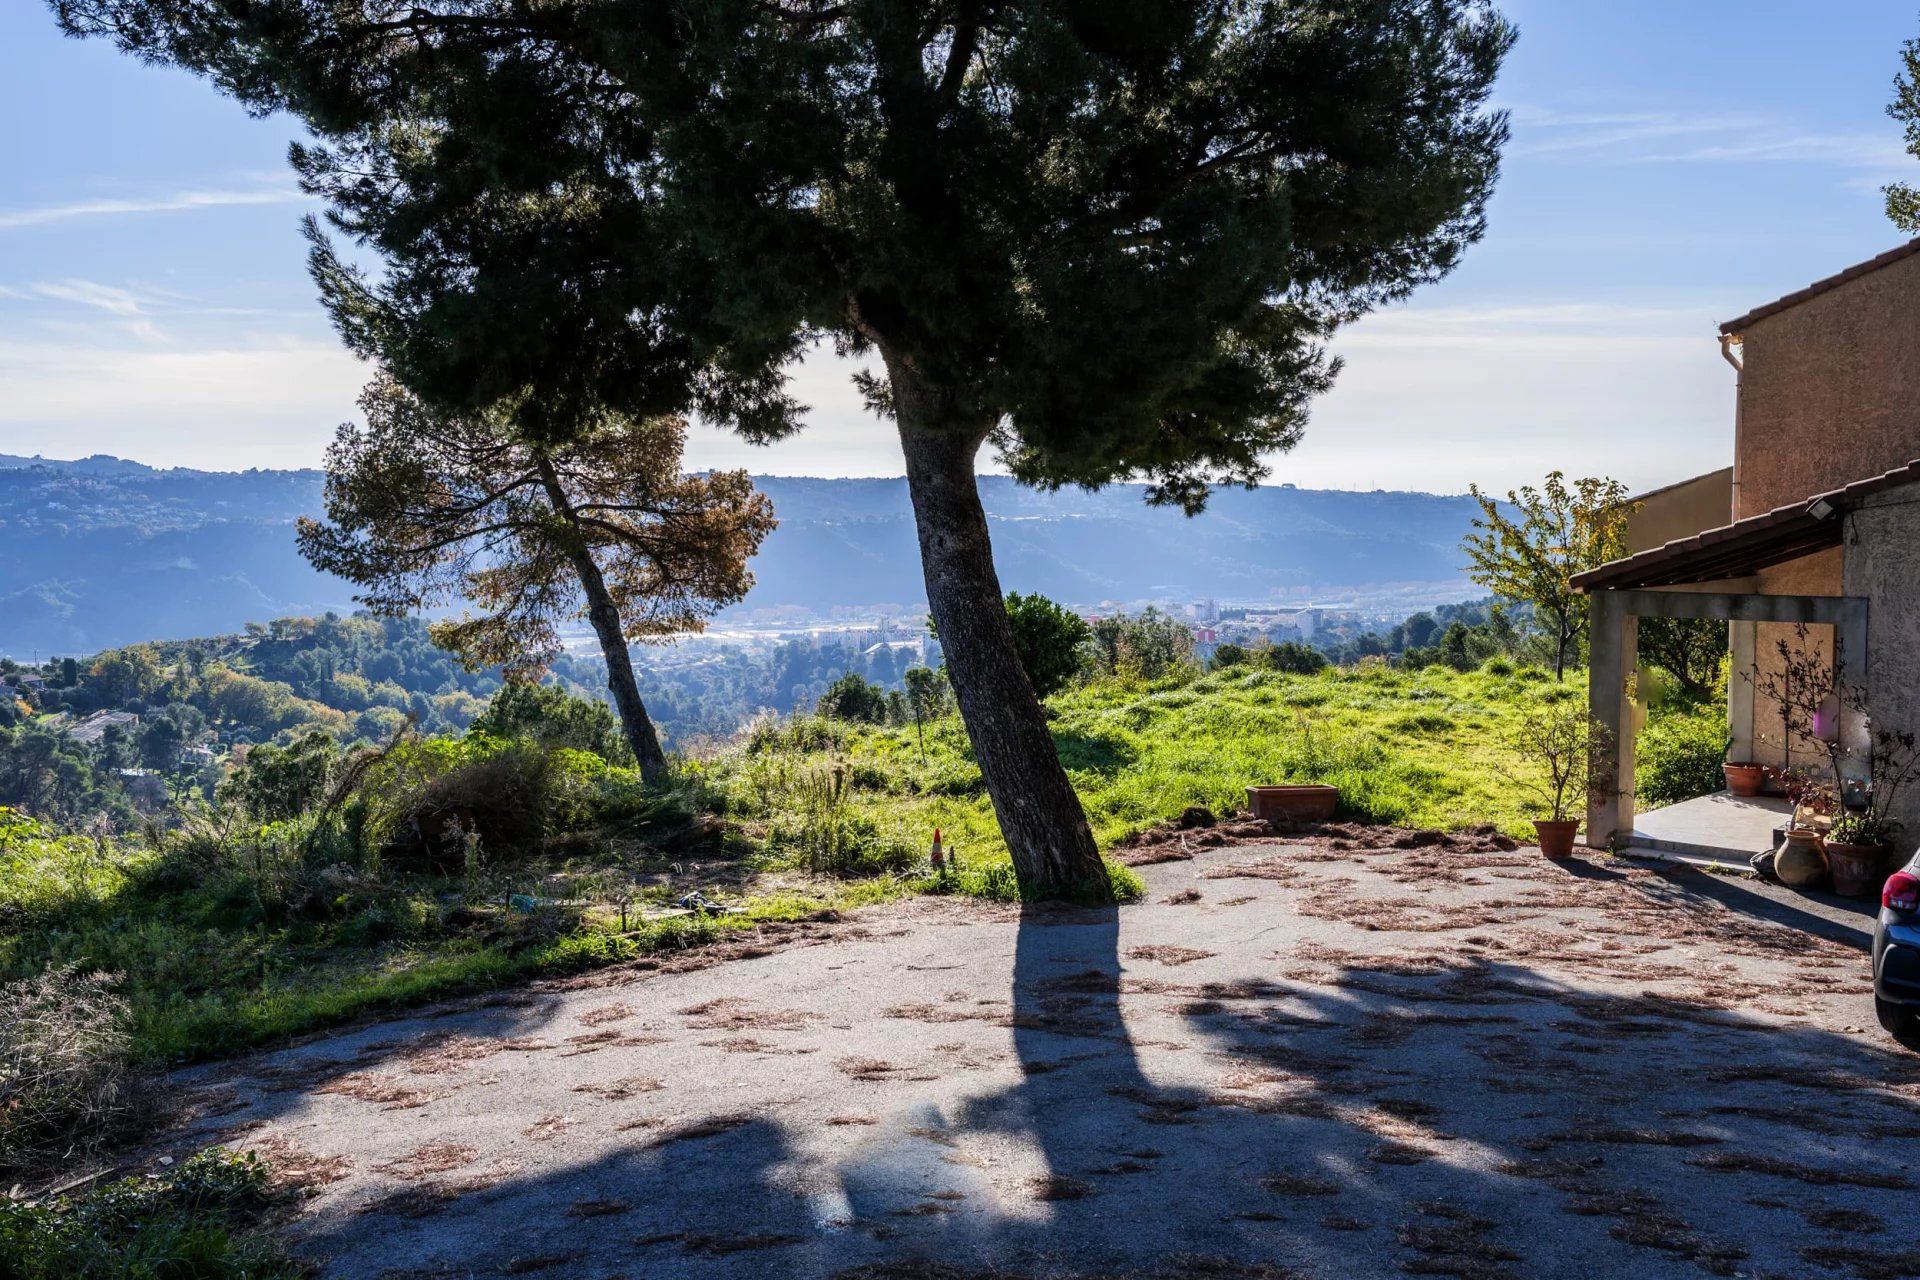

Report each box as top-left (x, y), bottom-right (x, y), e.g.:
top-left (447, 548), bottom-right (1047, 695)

top-left (65, 709), bottom-right (140, 745)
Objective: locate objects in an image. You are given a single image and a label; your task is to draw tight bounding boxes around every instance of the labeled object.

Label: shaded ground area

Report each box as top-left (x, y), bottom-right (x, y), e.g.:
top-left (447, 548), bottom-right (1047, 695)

top-left (152, 823), bottom-right (1920, 1280)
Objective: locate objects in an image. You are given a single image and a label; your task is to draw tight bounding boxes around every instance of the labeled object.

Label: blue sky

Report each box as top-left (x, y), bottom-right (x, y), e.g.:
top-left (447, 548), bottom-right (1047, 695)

top-left (2, 1), bottom-right (1916, 493)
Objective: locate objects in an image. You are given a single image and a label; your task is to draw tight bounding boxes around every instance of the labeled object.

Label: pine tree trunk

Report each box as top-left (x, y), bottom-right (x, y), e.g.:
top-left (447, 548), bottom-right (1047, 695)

top-left (572, 552), bottom-right (672, 786)
top-left (888, 360), bottom-right (1108, 899)
top-left (534, 462), bottom-right (672, 786)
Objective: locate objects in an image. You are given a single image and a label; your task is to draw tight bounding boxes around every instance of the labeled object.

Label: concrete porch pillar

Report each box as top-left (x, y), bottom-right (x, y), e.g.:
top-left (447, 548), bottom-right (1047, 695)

top-left (1728, 619), bottom-right (1756, 762)
top-left (1587, 590), bottom-right (1638, 849)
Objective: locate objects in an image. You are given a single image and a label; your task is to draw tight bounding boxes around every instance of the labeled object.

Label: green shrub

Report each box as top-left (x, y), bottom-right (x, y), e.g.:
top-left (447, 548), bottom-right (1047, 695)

top-left (1637, 704), bottom-right (1729, 808)
top-left (764, 762), bottom-right (915, 876)
top-left (1264, 642), bottom-right (1328, 675)
top-left (0, 1147), bottom-right (299, 1279)
top-left (471, 682), bottom-right (628, 761)
top-left (746, 713), bottom-right (848, 755)
top-left (1480, 656), bottom-right (1515, 676)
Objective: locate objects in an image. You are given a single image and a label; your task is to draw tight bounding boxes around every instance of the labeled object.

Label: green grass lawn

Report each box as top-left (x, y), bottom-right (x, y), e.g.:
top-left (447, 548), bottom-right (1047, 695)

top-left (706, 661), bottom-right (1589, 876)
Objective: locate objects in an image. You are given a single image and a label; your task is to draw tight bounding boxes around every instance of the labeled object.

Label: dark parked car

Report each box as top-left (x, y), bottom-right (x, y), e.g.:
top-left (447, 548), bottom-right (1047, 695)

top-left (1874, 854), bottom-right (1920, 1044)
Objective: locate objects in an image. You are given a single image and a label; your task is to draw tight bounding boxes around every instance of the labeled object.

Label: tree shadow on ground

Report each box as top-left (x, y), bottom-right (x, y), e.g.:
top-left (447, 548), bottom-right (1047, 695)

top-left (260, 858), bottom-right (1920, 1279)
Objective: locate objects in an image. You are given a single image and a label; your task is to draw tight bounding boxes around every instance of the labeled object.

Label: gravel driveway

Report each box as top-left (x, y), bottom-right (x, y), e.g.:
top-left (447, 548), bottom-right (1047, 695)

top-left (163, 825), bottom-right (1920, 1280)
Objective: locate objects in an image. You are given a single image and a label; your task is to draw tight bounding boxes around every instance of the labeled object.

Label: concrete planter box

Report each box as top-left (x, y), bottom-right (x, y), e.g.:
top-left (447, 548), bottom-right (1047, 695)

top-left (1246, 784), bottom-right (1339, 825)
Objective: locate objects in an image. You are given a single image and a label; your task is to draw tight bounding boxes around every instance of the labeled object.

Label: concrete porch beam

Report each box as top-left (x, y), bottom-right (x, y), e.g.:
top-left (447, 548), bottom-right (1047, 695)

top-left (1610, 589), bottom-right (1867, 626)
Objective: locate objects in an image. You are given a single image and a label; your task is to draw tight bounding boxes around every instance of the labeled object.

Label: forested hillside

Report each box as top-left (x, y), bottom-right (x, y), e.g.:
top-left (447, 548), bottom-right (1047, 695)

top-left (0, 455), bottom-right (1482, 654)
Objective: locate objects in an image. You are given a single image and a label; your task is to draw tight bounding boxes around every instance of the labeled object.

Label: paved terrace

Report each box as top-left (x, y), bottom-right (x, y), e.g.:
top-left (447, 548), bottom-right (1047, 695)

top-left (158, 821), bottom-right (1916, 1280)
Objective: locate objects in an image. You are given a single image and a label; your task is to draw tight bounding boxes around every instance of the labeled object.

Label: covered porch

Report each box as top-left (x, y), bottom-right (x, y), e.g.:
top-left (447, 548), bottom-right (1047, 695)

top-left (1583, 585), bottom-right (1870, 852)
top-left (1568, 466), bottom-right (1920, 855)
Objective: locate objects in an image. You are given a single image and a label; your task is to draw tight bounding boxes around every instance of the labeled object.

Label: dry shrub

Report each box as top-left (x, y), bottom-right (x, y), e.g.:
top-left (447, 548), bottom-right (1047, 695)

top-left (0, 965), bottom-right (132, 1168)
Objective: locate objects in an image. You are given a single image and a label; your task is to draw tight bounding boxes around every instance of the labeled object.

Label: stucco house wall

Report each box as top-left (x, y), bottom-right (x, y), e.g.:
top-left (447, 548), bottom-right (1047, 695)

top-left (1625, 468), bottom-right (1732, 555)
top-left (1843, 501), bottom-right (1920, 840)
top-left (1731, 245), bottom-right (1920, 519)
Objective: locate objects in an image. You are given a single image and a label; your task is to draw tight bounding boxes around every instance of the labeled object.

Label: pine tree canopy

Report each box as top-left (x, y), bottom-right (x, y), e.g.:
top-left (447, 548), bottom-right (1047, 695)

top-left (59, 0), bottom-right (1512, 508)
top-left (297, 376), bottom-right (776, 681)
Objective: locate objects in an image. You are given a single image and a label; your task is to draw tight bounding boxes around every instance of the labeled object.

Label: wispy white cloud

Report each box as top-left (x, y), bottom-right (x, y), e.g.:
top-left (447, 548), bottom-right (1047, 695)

top-left (28, 279), bottom-right (149, 316)
top-left (1506, 103), bottom-right (1908, 176)
top-left (0, 182), bottom-right (303, 232)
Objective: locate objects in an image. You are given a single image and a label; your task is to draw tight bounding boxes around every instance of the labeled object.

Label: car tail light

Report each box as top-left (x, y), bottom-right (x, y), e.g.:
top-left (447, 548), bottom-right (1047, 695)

top-left (1885, 871), bottom-right (1920, 913)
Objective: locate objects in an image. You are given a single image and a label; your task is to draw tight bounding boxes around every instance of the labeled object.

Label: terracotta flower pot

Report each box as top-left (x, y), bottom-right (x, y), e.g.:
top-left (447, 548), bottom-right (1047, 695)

top-left (1825, 842), bottom-right (1890, 899)
top-left (1533, 819), bottom-right (1579, 859)
top-left (1723, 762), bottom-right (1766, 798)
top-left (1774, 829), bottom-right (1829, 889)
top-left (1246, 784), bottom-right (1339, 825)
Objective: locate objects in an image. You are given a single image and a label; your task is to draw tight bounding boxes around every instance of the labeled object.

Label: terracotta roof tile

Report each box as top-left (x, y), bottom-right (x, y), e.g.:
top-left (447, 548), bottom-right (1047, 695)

top-left (1574, 457), bottom-right (1920, 592)
top-left (1720, 238), bottom-right (1920, 335)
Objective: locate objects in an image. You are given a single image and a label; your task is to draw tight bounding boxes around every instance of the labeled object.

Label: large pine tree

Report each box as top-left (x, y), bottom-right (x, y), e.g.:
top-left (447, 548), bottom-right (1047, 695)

top-left (58, 0), bottom-right (1511, 897)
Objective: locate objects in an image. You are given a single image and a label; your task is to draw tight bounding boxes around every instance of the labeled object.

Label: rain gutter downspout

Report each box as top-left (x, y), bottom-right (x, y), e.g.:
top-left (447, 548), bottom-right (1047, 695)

top-left (1721, 332), bottom-right (1745, 518)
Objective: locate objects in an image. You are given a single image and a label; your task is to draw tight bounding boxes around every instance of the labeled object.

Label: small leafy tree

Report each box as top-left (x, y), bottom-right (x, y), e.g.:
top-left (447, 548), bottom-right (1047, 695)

top-left (1464, 473), bottom-right (1635, 680)
top-left (903, 666), bottom-right (951, 760)
top-left (930, 592), bottom-right (1089, 701)
top-left (1002, 594), bottom-right (1092, 701)
top-left (1887, 29), bottom-right (1920, 230)
top-left (1209, 644), bottom-right (1251, 672)
top-left (88, 646), bottom-right (163, 705)
top-left (817, 673), bottom-right (890, 725)
top-left (298, 377), bottom-right (775, 785)
top-left (1510, 702), bottom-right (1607, 824)
top-left (1088, 610), bottom-right (1197, 682)
top-left (218, 730), bottom-right (340, 823)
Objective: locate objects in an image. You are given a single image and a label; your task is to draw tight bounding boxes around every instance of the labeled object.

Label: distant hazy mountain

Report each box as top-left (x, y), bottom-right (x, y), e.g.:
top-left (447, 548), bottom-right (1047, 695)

top-left (0, 455), bottom-right (1479, 655)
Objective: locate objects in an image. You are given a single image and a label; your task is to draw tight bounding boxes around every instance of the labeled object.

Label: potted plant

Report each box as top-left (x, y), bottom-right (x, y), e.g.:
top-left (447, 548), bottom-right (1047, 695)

top-left (1723, 758), bottom-right (1766, 797)
top-left (1509, 702), bottom-right (1604, 858)
top-left (1824, 728), bottom-right (1919, 898)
